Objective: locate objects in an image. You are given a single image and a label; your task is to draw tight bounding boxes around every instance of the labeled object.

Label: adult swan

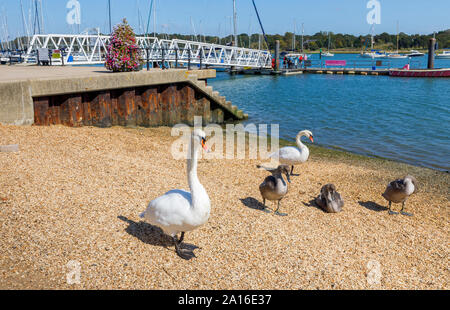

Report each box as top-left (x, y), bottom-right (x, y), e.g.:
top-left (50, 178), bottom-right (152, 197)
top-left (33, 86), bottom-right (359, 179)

top-left (140, 129), bottom-right (210, 260)
top-left (270, 130), bottom-right (314, 175)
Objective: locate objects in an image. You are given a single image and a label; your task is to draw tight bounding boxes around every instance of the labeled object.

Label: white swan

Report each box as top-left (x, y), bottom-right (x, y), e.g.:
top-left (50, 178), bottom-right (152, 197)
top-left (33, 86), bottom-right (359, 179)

top-left (270, 130), bottom-right (314, 175)
top-left (140, 129), bottom-right (210, 260)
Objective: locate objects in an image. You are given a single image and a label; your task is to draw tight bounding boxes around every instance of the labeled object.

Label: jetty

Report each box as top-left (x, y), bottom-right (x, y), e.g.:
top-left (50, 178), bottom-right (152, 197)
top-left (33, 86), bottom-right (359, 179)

top-left (0, 66), bottom-right (247, 127)
top-left (282, 68), bottom-right (389, 76)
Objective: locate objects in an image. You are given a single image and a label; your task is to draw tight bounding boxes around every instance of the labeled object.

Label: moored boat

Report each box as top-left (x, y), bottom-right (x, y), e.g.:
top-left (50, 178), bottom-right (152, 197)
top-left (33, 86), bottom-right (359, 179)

top-left (361, 50), bottom-right (386, 58)
top-left (407, 50), bottom-right (425, 57)
top-left (385, 53), bottom-right (408, 59)
top-left (435, 50), bottom-right (450, 59)
top-left (389, 68), bottom-right (450, 77)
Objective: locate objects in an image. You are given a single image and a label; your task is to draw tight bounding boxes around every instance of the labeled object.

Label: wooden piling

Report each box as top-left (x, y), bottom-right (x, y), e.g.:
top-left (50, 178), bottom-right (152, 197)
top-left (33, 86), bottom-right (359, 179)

top-left (428, 38), bottom-right (436, 69)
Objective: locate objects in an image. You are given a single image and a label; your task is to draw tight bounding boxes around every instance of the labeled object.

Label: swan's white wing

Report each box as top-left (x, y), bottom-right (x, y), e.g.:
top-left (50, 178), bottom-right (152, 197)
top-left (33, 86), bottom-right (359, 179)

top-left (144, 190), bottom-right (193, 229)
top-left (276, 147), bottom-right (302, 163)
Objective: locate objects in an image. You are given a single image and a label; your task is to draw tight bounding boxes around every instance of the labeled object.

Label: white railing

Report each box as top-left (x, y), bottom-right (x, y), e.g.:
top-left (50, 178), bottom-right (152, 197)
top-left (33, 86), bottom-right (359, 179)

top-left (25, 34), bottom-right (273, 69)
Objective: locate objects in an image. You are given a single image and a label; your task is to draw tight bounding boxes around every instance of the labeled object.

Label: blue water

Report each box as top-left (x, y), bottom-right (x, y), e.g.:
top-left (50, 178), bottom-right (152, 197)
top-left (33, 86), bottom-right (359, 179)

top-left (209, 54), bottom-right (450, 171)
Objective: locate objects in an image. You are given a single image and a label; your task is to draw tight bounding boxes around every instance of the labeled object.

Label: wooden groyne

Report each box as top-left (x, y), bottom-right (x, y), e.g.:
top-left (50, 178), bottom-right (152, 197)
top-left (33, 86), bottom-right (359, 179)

top-left (0, 66), bottom-right (247, 127)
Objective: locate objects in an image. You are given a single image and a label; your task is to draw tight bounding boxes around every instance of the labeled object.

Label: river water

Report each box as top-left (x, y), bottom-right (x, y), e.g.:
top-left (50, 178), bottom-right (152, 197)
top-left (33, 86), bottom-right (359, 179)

top-left (209, 54), bottom-right (450, 171)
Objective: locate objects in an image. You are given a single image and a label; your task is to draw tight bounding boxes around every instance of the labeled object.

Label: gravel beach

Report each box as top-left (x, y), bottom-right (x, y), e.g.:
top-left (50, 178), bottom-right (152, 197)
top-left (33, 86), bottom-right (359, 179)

top-left (0, 125), bottom-right (448, 289)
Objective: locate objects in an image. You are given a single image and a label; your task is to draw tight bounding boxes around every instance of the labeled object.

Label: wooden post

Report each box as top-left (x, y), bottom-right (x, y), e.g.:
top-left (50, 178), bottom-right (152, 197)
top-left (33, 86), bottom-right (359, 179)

top-left (428, 38), bottom-right (436, 69)
top-left (275, 40), bottom-right (280, 72)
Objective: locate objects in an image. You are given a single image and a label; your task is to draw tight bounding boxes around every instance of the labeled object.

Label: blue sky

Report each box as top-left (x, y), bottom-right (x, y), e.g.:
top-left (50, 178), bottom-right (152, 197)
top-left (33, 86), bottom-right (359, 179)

top-left (1, 0), bottom-right (449, 38)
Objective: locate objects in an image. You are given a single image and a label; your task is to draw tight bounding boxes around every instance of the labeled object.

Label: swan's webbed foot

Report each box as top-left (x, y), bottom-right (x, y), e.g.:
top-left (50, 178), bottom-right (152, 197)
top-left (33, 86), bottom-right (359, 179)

top-left (400, 211), bottom-right (414, 217)
top-left (274, 201), bottom-right (288, 216)
top-left (174, 233), bottom-right (196, 260)
top-left (400, 202), bottom-right (413, 216)
top-left (388, 202), bottom-right (399, 215)
top-left (175, 244), bottom-right (196, 260)
top-left (290, 166), bottom-right (299, 176)
top-left (275, 211), bottom-right (289, 217)
top-left (260, 199), bottom-right (271, 213)
top-left (260, 207), bottom-right (272, 214)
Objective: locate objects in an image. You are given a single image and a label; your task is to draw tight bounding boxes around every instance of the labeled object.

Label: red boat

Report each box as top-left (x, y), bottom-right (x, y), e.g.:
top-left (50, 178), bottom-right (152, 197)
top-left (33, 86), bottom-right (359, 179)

top-left (389, 68), bottom-right (450, 77)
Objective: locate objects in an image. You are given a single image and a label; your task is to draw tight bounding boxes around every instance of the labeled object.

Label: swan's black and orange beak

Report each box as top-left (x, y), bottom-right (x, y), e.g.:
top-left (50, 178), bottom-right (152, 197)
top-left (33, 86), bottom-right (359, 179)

top-left (201, 138), bottom-right (208, 152)
top-left (309, 136), bottom-right (314, 143)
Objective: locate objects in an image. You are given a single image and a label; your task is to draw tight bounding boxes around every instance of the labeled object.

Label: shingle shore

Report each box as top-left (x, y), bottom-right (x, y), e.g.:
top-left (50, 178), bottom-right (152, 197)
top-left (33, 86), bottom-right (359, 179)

top-left (0, 125), bottom-right (448, 289)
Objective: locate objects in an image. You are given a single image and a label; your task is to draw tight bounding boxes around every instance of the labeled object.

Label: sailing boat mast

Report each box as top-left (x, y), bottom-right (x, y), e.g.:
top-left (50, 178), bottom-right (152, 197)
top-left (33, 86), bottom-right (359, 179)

top-left (233, 0), bottom-right (237, 47)
top-left (1, 10), bottom-right (10, 50)
top-left (370, 24), bottom-right (374, 50)
top-left (301, 23), bottom-right (304, 53)
top-left (396, 20), bottom-right (399, 53)
top-left (20, 0), bottom-right (30, 47)
top-left (33, 0), bottom-right (41, 35)
top-left (292, 20), bottom-right (296, 52)
top-left (137, 0), bottom-right (142, 34)
top-left (145, 0), bottom-right (153, 37)
top-left (39, 0), bottom-right (44, 34)
top-left (108, 0), bottom-right (112, 33)
top-left (153, 0), bottom-right (156, 38)
top-left (328, 32), bottom-right (331, 52)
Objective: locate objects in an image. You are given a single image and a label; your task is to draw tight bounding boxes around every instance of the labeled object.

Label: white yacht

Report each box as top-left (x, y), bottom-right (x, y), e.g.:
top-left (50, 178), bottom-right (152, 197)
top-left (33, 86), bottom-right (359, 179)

top-left (407, 50), bottom-right (425, 57)
top-left (385, 53), bottom-right (408, 59)
top-left (435, 50), bottom-right (450, 59)
top-left (361, 50), bottom-right (386, 58)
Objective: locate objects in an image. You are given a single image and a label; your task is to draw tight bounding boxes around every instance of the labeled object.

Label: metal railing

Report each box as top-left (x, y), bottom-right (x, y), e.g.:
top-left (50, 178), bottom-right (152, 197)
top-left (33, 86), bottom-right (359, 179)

top-left (24, 34), bottom-right (273, 69)
top-left (139, 47), bottom-right (271, 71)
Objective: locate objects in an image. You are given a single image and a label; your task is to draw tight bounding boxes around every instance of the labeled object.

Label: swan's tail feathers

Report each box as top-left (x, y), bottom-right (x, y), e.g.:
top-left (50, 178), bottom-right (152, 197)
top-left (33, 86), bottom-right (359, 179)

top-left (139, 211), bottom-right (146, 219)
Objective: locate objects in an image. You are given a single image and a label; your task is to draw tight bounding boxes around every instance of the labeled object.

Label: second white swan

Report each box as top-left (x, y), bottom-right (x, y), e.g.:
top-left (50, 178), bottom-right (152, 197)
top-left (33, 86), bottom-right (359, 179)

top-left (270, 130), bottom-right (314, 175)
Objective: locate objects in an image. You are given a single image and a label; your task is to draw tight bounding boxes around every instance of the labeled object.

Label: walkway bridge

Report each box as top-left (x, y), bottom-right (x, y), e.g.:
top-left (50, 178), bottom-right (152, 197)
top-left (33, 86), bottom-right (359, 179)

top-left (25, 34), bottom-right (273, 69)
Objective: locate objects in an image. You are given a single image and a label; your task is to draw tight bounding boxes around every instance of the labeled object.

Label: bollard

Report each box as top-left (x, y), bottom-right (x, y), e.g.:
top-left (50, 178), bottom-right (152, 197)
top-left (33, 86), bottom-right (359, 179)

top-left (428, 38), bottom-right (436, 69)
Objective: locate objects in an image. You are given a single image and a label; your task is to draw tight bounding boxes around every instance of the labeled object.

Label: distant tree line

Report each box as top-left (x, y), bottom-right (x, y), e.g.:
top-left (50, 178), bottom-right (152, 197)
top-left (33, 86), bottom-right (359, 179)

top-left (158, 29), bottom-right (450, 52)
top-left (3, 29), bottom-right (449, 52)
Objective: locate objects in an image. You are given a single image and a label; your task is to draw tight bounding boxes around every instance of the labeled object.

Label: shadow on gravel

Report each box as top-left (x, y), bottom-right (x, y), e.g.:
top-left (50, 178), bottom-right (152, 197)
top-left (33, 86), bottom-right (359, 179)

top-left (358, 201), bottom-right (388, 212)
top-left (117, 216), bottom-right (199, 252)
top-left (302, 198), bottom-right (326, 213)
top-left (240, 197), bottom-right (273, 213)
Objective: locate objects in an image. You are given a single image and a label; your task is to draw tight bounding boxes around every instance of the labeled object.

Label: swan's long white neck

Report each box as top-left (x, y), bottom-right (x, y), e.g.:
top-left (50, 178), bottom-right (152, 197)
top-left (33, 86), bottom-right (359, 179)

top-left (187, 138), bottom-right (207, 209)
top-left (296, 131), bottom-right (308, 150)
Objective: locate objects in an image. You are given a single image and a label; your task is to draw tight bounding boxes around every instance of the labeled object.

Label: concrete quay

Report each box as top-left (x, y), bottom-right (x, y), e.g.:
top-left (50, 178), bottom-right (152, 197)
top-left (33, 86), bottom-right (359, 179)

top-left (0, 65), bottom-right (247, 126)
